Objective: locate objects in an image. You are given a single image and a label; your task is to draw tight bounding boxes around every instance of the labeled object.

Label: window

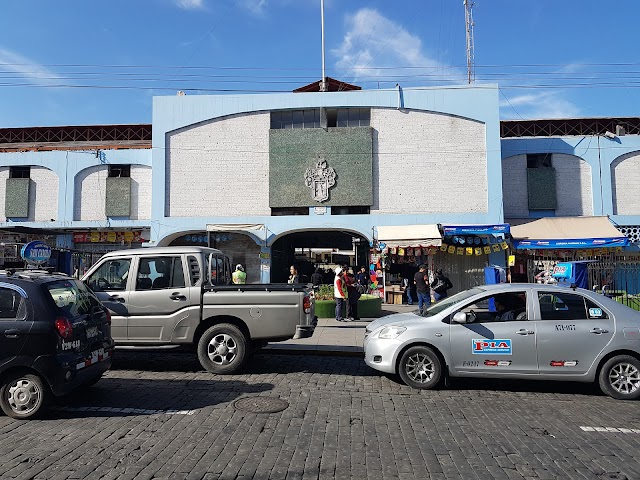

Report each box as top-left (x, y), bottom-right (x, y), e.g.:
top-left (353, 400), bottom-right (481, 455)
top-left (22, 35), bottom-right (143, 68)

top-left (108, 165), bottom-right (131, 178)
top-left (457, 292), bottom-right (527, 323)
top-left (527, 153), bottom-right (552, 168)
top-left (187, 255), bottom-right (201, 285)
top-left (538, 292), bottom-right (592, 320)
top-left (9, 166), bottom-right (30, 179)
top-left (271, 207), bottom-right (309, 216)
top-left (331, 206), bottom-right (370, 215)
top-left (270, 108), bottom-right (369, 129)
top-left (45, 279), bottom-right (101, 317)
top-left (87, 258), bottom-right (132, 292)
top-left (136, 257), bottom-right (185, 290)
top-left (0, 288), bottom-right (26, 320)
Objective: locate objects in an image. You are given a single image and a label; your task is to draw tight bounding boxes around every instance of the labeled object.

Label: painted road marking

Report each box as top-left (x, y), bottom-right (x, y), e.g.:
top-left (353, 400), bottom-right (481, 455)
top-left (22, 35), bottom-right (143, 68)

top-left (580, 426), bottom-right (640, 433)
top-left (51, 406), bottom-right (196, 415)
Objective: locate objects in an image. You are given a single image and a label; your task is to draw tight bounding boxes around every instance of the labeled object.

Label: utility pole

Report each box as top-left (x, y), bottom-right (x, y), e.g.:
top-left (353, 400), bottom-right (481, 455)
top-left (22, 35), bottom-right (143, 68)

top-left (464, 0), bottom-right (475, 84)
top-left (320, 0), bottom-right (327, 92)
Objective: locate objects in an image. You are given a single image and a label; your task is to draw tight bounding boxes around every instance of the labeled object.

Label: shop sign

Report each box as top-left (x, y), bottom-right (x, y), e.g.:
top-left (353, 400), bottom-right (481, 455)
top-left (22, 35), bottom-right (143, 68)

top-left (73, 231), bottom-right (143, 244)
top-left (259, 253), bottom-right (271, 260)
top-left (21, 241), bottom-right (51, 265)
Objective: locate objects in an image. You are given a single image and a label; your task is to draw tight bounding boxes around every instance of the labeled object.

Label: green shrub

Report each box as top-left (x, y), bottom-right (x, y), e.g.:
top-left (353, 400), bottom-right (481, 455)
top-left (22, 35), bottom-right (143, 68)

top-left (315, 284), bottom-right (334, 300)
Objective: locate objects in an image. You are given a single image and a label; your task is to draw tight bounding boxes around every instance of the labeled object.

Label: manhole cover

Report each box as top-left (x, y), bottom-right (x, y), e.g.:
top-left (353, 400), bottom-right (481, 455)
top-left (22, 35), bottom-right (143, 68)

top-left (233, 396), bottom-right (289, 414)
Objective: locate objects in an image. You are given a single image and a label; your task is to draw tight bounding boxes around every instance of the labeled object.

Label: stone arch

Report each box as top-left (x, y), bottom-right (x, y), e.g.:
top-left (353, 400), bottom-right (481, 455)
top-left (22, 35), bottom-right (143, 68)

top-left (611, 151), bottom-right (640, 215)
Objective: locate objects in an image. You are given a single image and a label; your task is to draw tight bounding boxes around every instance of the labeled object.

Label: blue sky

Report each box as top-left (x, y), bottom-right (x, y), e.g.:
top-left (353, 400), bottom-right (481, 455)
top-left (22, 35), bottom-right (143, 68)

top-left (1, 0), bottom-right (639, 127)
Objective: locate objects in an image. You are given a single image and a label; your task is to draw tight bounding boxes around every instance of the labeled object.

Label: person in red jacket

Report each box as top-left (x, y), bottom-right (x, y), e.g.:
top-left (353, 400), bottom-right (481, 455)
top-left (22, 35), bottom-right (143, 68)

top-left (334, 266), bottom-right (348, 322)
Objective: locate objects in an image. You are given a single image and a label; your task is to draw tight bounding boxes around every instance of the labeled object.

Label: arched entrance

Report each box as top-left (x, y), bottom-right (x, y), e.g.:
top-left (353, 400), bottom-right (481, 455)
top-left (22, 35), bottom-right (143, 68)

top-left (270, 230), bottom-right (369, 283)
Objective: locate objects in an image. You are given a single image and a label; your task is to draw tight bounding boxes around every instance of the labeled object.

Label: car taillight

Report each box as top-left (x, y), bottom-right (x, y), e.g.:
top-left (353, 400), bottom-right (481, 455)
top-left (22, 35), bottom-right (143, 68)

top-left (55, 317), bottom-right (73, 339)
top-left (303, 295), bottom-right (312, 314)
top-left (104, 309), bottom-right (111, 325)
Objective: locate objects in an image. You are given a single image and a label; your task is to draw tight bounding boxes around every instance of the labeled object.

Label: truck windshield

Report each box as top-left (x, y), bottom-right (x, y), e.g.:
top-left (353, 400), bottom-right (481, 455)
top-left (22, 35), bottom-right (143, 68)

top-left (419, 288), bottom-right (484, 317)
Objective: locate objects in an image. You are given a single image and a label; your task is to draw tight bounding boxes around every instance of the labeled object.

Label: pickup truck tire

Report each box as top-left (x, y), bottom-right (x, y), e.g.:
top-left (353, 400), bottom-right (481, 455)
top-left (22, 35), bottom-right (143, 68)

top-left (197, 324), bottom-right (247, 375)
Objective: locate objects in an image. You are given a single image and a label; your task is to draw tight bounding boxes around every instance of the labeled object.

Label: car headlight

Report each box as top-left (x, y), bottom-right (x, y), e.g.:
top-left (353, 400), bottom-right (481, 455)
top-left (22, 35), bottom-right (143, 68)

top-left (378, 326), bottom-right (407, 339)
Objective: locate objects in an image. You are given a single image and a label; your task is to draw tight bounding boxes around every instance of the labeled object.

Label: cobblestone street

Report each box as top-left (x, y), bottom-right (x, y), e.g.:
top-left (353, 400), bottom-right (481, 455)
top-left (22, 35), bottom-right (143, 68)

top-left (1, 350), bottom-right (640, 480)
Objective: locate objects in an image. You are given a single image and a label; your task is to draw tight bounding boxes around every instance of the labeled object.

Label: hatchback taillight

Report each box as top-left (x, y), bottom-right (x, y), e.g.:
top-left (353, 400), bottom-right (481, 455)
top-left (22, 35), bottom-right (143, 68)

top-left (55, 317), bottom-right (73, 339)
top-left (303, 295), bottom-right (312, 314)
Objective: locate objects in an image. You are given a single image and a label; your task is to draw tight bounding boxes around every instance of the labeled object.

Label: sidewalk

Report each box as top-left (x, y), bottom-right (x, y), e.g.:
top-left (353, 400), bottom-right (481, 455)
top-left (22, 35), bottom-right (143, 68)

top-left (264, 304), bottom-right (416, 356)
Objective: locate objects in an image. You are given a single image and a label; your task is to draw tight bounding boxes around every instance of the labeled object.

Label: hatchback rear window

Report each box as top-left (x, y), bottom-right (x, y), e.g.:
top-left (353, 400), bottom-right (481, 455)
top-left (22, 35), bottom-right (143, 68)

top-left (44, 279), bottom-right (102, 317)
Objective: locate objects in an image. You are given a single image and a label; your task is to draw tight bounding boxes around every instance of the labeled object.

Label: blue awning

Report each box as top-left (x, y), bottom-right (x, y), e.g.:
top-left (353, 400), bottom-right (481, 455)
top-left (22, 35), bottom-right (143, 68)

top-left (442, 224), bottom-right (510, 236)
top-left (510, 217), bottom-right (628, 250)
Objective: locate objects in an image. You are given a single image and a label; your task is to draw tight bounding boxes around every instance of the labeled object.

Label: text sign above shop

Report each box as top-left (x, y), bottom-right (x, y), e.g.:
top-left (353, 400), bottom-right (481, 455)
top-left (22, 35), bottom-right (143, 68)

top-left (442, 224), bottom-right (510, 235)
top-left (21, 241), bottom-right (51, 265)
top-left (73, 231), bottom-right (143, 243)
top-left (513, 237), bottom-right (628, 249)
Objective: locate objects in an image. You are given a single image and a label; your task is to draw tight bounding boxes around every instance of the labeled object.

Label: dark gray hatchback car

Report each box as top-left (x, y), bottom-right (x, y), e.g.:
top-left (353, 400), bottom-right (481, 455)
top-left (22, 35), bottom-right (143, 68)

top-left (0, 270), bottom-right (114, 419)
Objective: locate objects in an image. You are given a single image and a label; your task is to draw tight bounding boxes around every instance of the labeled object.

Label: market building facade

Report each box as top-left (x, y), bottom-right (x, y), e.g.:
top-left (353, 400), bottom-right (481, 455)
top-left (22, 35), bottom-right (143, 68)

top-left (2, 84), bottom-right (640, 299)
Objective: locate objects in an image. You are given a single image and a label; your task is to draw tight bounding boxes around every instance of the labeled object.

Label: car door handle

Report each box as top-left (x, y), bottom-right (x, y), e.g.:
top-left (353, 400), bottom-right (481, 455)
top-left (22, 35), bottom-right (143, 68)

top-left (108, 295), bottom-right (126, 303)
top-left (4, 329), bottom-right (20, 338)
top-left (169, 293), bottom-right (187, 301)
top-left (516, 329), bottom-right (534, 335)
top-left (590, 327), bottom-right (609, 334)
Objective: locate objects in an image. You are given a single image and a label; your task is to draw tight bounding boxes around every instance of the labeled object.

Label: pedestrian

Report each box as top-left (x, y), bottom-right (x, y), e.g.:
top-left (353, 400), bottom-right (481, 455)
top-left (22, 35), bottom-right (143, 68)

top-left (334, 266), bottom-right (348, 322)
top-left (288, 265), bottom-right (299, 284)
top-left (311, 267), bottom-right (323, 287)
top-left (355, 266), bottom-right (369, 293)
top-left (344, 267), bottom-right (360, 321)
top-left (413, 264), bottom-right (430, 313)
top-left (232, 264), bottom-right (247, 284)
top-left (431, 268), bottom-right (453, 301)
top-left (402, 275), bottom-right (413, 305)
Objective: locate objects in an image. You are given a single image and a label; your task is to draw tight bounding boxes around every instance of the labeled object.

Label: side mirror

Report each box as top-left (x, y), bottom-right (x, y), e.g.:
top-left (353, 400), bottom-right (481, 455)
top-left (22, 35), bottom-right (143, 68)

top-left (452, 312), bottom-right (468, 324)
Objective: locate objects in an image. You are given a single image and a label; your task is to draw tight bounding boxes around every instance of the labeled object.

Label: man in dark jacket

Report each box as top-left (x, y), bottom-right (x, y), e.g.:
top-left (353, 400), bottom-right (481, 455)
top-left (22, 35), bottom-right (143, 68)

top-left (431, 269), bottom-right (453, 301)
top-left (311, 268), bottom-right (324, 287)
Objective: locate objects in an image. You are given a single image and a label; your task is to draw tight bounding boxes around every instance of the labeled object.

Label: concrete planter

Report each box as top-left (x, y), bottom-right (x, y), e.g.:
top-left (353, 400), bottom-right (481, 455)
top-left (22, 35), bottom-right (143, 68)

top-left (315, 295), bottom-right (383, 318)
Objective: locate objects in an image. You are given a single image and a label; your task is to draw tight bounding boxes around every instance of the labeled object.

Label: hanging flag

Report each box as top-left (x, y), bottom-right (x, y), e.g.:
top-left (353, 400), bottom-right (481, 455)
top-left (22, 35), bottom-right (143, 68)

top-left (474, 247), bottom-right (482, 256)
top-left (500, 241), bottom-right (509, 250)
top-left (440, 244), bottom-right (448, 252)
top-left (492, 244), bottom-right (501, 253)
top-left (483, 246), bottom-right (491, 254)
top-left (448, 245), bottom-right (456, 254)
top-left (456, 247), bottom-right (464, 255)
top-left (465, 247), bottom-right (473, 256)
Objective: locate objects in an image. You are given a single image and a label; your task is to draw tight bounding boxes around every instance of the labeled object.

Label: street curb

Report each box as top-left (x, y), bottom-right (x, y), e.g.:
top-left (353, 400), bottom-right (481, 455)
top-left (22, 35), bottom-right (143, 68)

top-left (262, 347), bottom-right (364, 358)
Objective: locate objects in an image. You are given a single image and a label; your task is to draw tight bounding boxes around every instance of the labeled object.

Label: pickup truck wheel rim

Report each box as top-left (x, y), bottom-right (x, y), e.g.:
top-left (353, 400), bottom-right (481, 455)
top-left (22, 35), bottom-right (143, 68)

top-left (7, 378), bottom-right (41, 415)
top-left (609, 362), bottom-right (640, 395)
top-left (405, 353), bottom-right (434, 383)
top-left (208, 334), bottom-right (237, 365)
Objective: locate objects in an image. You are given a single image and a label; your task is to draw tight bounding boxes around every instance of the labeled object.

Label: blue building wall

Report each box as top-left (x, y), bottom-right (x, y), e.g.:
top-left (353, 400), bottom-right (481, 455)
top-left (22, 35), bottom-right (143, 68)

top-left (151, 85), bottom-right (504, 246)
top-left (501, 135), bottom-right (640, 225)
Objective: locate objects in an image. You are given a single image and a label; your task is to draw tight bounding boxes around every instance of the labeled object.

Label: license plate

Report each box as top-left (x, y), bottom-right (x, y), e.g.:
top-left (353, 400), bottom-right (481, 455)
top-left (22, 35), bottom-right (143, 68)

top-left (86, 326), bottom-right (99, 338)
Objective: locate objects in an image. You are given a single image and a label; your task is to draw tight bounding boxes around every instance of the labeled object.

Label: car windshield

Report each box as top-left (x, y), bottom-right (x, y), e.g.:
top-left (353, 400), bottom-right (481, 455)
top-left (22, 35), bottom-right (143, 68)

top-left (45, 279), bottom-right (102, 318)
top-left (418, 288), bottom-right (485, 317)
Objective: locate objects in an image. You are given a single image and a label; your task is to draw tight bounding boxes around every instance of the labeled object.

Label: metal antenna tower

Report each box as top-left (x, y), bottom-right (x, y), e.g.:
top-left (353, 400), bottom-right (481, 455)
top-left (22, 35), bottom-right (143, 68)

top-left (464, 0), bottom-right (475, 84)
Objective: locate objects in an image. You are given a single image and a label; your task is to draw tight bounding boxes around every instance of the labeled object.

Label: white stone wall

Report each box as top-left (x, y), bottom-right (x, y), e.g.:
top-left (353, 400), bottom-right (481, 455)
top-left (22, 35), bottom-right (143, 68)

top-left (554, 153), bottom-right (593, 216)
top-left (0, 167), bottom-right (9, 220)
top-left (370, 108), bottom-right (488, 213)
top-left (501, 155), bottom-right (529, 218)
top-left (166, 113), bottom-right (270, 217)
top-left (0, 166), bottom-right (59, 221)
top-left (74, 164), bottom-right (152, 220)
top-left (612, 152), bottom-right (640, 215)
top-left (501, 154), bottom-right (593, 217)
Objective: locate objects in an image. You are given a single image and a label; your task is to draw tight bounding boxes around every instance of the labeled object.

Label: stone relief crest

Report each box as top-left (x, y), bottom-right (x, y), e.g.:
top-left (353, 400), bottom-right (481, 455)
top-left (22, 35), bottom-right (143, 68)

top-left (304, 158), bottom-right (336, 202)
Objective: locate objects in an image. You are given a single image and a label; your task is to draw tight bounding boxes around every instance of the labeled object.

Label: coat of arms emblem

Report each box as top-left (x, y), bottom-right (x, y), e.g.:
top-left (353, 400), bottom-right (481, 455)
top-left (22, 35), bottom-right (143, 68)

top-left (304, 158), bottom-right (336, 202)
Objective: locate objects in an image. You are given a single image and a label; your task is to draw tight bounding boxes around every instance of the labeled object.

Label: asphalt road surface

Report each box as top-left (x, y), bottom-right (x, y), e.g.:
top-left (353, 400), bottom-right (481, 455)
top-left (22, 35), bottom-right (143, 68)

top-left (1, 350), bottom-right (639, 480)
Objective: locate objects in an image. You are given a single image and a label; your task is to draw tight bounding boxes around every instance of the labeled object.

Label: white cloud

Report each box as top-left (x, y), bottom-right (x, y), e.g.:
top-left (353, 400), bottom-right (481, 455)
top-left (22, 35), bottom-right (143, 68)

top-left (500, 90), bottom-right (581, 120)
top-left (238, 0), bottom-right (268, 15)
top-left (0, 48), bottom-right (60, 85)
top-left (176, 0), bottom-right (204, 10)
top-left (332, 8), bottom-right (464, 86)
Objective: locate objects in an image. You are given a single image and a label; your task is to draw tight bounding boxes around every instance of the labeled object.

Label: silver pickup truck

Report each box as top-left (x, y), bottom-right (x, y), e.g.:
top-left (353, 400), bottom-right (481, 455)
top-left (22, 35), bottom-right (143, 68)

top-left (81, 246), bottom-right (316, 374)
